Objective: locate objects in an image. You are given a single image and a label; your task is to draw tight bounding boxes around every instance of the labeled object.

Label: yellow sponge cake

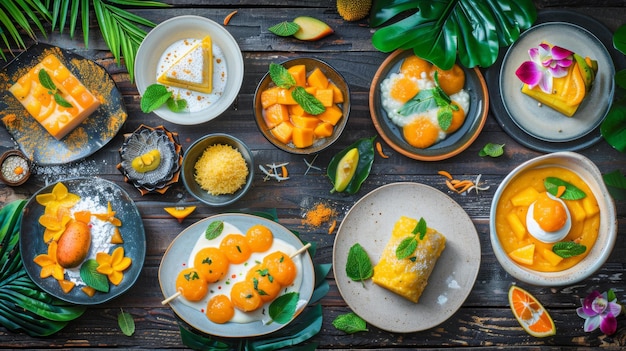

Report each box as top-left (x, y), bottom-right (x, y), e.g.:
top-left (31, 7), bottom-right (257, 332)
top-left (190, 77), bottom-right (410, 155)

top-left (157, 36), bottom-right (213, 94)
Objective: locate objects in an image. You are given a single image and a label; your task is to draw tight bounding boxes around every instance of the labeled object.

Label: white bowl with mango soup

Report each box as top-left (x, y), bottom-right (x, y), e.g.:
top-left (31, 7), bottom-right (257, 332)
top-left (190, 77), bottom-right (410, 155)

top-left (489, 152), bottom-right (616, 286)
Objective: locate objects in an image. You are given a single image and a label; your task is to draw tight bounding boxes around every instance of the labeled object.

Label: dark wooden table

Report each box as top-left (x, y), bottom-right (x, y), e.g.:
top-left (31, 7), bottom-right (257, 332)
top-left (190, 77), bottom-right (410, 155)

top-left (1, 0), bottom-right (625, 349)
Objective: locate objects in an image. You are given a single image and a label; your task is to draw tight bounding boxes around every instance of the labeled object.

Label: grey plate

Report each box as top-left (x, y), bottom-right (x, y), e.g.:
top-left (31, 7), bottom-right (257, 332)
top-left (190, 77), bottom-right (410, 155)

top-left (333, 182), bottom-right (481, 333)
top-left (158, 213), bottom-right (314, 337)
top-left (20, 177), bottom-right (146, 305)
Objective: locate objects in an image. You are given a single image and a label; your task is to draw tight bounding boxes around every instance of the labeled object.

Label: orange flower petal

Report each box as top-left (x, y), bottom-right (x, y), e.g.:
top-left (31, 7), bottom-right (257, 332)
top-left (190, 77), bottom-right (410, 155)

top-left (108, 271), bottom-right (124, 286)
top-left (113, 257), bottom-right (132, 272)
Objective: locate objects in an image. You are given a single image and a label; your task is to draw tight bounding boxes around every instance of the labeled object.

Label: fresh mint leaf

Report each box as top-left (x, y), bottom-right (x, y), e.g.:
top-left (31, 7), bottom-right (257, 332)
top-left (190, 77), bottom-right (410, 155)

top-left (54, 94), bottom-right (73, 108)
top-left (332, 312), bottom-right (368, 334)
top-left (38, 69), bottom-right (57, 91)
top-left (544, 177), bottom-right (586, 200)
top-left (552, 241), bottom-right (586, 258)
top-left (479, 143), bottom-right (505, 157)
top-left (167, 96), bottom-right (187, 112)
top-left (140, 84), bottom-right (172, 113)
top-left (437, 106), bottom-right (453, 132)
top-left (268, 292), bottom-right (299, 324)
top-left (398, 89), bottom-right (438, 116)
top-left (413, 217), bottom-right (427, 239)
top-left (268, 21), bottom-right (300, 37)
top-left (291, 86), bottom-right (325, 115)
top-left (396, 237), bottom-right (418, 260)
top-left (118, 309), bottom-right (135, 336)
top-left (80, 259), bottom-right (109, 293)
top-left (345, 243), bottom-right (373, 283)
top-left (205, 220), bottom-right (224, 240)
top-left (603, 170), bottom-right (626, 200)
top-left (269, 63), bottom-right (296, 89)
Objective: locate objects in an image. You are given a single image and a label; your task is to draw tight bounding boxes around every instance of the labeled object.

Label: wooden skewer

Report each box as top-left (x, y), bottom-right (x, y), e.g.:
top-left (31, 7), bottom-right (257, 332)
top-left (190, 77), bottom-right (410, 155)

top-left (160, 242), bottom-right (311, 305)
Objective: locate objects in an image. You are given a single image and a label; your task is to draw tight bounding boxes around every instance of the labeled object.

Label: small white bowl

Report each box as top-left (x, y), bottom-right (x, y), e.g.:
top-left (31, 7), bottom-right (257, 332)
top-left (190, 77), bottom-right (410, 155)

top-left (135, 15), bottom-right (244, 125)
top-left (489, 151), bottom-right (617, 286)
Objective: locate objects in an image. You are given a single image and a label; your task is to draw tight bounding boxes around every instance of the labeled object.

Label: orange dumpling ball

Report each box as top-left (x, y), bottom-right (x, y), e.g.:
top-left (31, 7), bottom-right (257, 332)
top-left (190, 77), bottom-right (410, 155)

top-left (245, 224), bottom-right (274, 253)
top-left (430, 64), bottom-right (465, 96)
top-left (230, 280), bottom-right (262, 312)
top-left (193, 247), bottom-right (229, 283)
top-left (400, 55), bottom-right (432, 79)
top-left (206, 294), bottom-right (235, 324)
top-left (402, 117), bottom-right (440, 149)
top-left (445, 101), bottom-right (466, 134)
top-left (262, 251), bottom-right (296, 286)
top-left (219, 233), bottom-right (252, 264)
top-left (246, 264), bottom-right (282, 302)
top-left (175, 267), bottom-right (207, 302)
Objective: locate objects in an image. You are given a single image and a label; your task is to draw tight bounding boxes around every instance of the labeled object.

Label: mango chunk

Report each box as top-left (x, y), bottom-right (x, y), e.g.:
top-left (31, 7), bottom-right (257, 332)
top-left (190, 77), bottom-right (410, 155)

top-left (506, 212), bottom-right (527, 240)
top-left (270, 121), bottom-right (294, 144)
top-left (315, 88), bottom-right (334, 107)
top-left (510, 187), bottom-right (539, 207)
top-left (264, 103), bottom-right (289, 129)
top-left (314, 121), bottom-right (334, 138)
top-left (307, 68), bottom-right (329, 89)
top-left (318, 104), bottom-right (343, 125)
top-left (567, 200), bottom-right (586, 223)
top-left (582, 196), bottom-right (599, 217)
top-left (541, 248), bottom-right (564, 267)
top-left (287, 65), bottom-right (307, 87)
top-left (292, 127), bottom-right (314, 148)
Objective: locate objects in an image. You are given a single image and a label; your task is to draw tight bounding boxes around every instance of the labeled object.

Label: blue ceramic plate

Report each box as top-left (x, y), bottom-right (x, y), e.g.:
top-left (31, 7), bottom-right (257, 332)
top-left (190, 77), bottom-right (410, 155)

top-left (159, 213), bottom-right (314, 337)
top-left (0, 43), bottom-right (127, 165)
top-left (20, 177), bottom-right (145, 305)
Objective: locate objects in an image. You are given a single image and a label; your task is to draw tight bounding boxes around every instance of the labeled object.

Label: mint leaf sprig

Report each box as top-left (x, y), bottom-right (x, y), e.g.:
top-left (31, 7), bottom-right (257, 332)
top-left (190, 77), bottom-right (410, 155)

top-left (268, 22), bottom-right (300, 37)
top-left (396, 217), bottom-right (427, 260)
top-left (38, 69), bottom-right (73, 108)
top-left (345, 243), bottom-right (373, 286)
top-left (333, 312), bottom-right (368, 334)
top-left (267, 63), bottom-right (325, 115)
top-left (140, 84), bottom-right (187, 113)
top-left (552, 241), bottom-right (587, 258)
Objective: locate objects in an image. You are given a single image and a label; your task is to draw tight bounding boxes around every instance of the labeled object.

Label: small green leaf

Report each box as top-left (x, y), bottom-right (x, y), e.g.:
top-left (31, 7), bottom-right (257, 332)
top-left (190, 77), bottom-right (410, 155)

top-left (268, 292), bottom-right (299, 324)
top-left (80, 259), bottom-right (109, 293)
top-left (345, 243), bottom-right (373, 283)
top-left (54, 94), bottom-right (73, 108)
top-left (38, 69), bottom-right (57, 91)
top-left (437, 106), bottom-right (453, 131)
top-left (332, 312), bottom-right (368, 334)
top-left (398, 89), bottom-right (438, 116)
top-left (479, 143), bottom-right (505, 157)
top-left (603, 170), bottom-right (626, 200)
top-left (608, 289), bottom-right (617, 302)
top-left (140, 84), bottom-right (172, 113)
top-left (412, 217), bottom-right (427, 239)
top-left (268, 21), bottom-right (300, 37)
top-left (396, 237), bottom-right (417, 260)
top-left (205, 220), bottom-right (224, 240)
top-left (167, 96), bottom-right (187, 112)
top-left (269, 63), bottom-right (296, 89)
top-left (544, 177), bottom-right (586, 200)
top-left (118, 309), bottom-right (135, 336)
top-left (552, 241), bottom-right (586, 258)
top-left (291, 86), bottom-right (325, 115)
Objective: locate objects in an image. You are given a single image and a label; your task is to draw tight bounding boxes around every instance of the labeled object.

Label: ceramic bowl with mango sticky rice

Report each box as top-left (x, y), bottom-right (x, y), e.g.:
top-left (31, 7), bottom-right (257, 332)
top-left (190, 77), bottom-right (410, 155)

top-left (489, 152), bottom-right (617, 286)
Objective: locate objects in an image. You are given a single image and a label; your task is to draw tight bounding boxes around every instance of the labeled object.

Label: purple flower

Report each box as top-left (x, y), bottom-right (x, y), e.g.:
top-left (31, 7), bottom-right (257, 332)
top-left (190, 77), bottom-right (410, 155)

top-left (515, 43), bottom-right (573, 93)
top-left (576, 290), bottom-right (622, 335)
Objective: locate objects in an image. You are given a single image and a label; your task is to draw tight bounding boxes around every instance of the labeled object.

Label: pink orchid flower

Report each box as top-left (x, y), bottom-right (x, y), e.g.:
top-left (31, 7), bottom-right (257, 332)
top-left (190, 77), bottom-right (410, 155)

top-left (576, 290), bottom-right (622, 335)
top-left (515, 43), bottom-right (574, 93)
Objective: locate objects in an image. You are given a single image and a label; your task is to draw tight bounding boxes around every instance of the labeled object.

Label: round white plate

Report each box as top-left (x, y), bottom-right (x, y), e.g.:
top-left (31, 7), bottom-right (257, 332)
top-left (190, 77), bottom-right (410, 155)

top-left (135, 15), bottom-right (244, 125)
top-left (333, 182), bottom-right (481, 333)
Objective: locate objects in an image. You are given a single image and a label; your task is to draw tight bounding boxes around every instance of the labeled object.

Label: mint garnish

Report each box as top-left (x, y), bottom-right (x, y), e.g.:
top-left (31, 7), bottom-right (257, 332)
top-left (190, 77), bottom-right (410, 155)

top-left (268, 21), bottom-right (300, 37)
top-left (38, 69), bottom-right (74, 109)
top-left (479, 143), bottom-right (505, 157)
top-left (291, 86), bottom-right (325, 115)
top-left (140, 84), bottom-right (188, 113)
top-left (269, 63), bottom-right (296, 89)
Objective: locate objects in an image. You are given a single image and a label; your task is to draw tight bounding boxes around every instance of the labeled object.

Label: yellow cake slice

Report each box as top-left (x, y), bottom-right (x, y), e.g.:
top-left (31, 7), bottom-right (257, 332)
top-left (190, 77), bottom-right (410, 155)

top-left (372, 216), bottom-right (446, 303)
top-left (520, 43), bottom-right (598, 117)
top-left (8, 55), bottom-right (101, 140)
top-left (157, 36), bottom-right (213, 93)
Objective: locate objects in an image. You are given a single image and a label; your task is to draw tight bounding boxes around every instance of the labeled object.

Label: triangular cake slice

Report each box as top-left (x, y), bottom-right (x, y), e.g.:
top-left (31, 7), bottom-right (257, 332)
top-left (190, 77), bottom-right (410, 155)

top-left (157, 35), bottom-right (213, 93)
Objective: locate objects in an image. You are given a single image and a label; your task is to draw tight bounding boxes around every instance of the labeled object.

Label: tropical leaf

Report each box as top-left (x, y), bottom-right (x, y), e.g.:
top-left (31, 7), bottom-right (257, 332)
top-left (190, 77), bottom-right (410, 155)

top-left (370, 0), bottom-right (537, 69)
top-left (0, 200), bottom-right (86, 337)
top-left (0, 0), bottom-right (49, 60)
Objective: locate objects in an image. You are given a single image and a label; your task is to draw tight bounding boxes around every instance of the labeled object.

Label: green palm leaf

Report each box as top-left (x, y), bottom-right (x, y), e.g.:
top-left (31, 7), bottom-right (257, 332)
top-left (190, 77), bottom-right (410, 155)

top-left (370, 0), bottom-right (537, 69)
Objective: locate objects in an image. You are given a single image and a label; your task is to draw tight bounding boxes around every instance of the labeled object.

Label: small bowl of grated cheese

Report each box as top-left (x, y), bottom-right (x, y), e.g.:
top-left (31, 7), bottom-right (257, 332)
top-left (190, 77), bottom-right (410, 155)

top-left (182, 133), bottom-right (254, 207)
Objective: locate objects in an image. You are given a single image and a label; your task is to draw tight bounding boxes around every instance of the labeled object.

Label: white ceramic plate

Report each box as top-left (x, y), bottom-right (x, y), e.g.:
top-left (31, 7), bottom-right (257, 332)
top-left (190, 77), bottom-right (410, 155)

top-left (135, 15), bottom-right (244, 125)
top-left (333, 182), bottom-right (481, 333)
top-left (159, 213), bottom-right (314, 337)
top-left (499, 21), bottom-right (614, 142)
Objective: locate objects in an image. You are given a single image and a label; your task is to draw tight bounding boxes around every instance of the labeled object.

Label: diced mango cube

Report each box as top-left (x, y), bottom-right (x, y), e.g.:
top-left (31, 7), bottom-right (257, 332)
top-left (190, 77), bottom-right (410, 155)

top-left (292, 126), bottom-right (314, 148)
top-left (288, 103), bottom-right (308, 116)
top-left (291, 115), bottom-right (320, 129)
top-left (510, 187), bottom-right (540, 207)
top-left (582, 196), bottom-right (599, 217)
top-left (315, 88), bottom-right (334, 107)
top-left (314, 121), bottom-right (334, 138)
top-left (329, 81), bottom-right (344, 103)
top-left (263, 103), bottom-right (289, 129)
top-left (567, 200), bottom-right (586, 222)
top-left (270, 120), bottom-right (294, 144)
top-left (307, 68), bottom-right (329, 89)
top-left (508, 243), bottom-right (535, 265)
top-left (276, 88), bottom-right (297, 105)
top-left (541, 248), bottom-right (564, 267)
top-left (261, 86), bottom-right (280, 109)
top-left (287, 65), bottom-right (307, 87)
top-left (506, 212), bottom-right (527, 240)
top-left (317, 104), bottom-right (343, 125)
top-left (305, 86), bottom-right (317, 95)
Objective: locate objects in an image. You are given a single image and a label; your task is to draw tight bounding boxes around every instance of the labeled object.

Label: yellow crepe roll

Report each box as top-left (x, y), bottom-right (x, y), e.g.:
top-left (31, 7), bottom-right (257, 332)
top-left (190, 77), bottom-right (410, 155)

top-left (372, 216), bottom-right (446, 303)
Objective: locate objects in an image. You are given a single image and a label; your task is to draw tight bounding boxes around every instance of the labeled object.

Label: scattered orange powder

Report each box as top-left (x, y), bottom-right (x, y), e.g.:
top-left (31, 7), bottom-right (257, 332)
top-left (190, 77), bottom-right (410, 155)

top-left (303, 203), bottom-right (336, 227)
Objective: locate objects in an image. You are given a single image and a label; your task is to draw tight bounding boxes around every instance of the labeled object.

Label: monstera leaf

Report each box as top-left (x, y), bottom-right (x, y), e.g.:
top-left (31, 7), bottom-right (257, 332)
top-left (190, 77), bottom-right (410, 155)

top-left (0, 200), bottom-right (86, 336)
top-left (370, 0), bottom-right (537, 69)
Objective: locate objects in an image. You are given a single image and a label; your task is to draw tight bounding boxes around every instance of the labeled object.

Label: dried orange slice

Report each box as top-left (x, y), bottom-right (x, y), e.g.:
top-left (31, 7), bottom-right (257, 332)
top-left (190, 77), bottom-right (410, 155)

top-left (508, 285), bottom-right (556, 337)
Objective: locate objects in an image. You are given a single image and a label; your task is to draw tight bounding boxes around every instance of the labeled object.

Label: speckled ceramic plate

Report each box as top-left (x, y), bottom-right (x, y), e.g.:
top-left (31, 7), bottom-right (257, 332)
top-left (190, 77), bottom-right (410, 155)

top-left (158, 213), bottom-right (314, 337)
top-left (0, 43), bottom-right (127, 165)
top-left (19, 177), bottom-right (145, 305)
top-left (486, 10), bottom-right (626, 152)
top-left (333, 182), bottom-right (481, 333)
top-left (369, 49), bottom-right (489, 161)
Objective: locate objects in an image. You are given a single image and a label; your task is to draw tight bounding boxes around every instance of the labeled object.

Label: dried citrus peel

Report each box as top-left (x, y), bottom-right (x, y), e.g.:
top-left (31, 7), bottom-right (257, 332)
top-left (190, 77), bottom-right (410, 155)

top-left (376, 141), bottom-right (389, 158)
top-left (223, 10), bottom-right (238, 25)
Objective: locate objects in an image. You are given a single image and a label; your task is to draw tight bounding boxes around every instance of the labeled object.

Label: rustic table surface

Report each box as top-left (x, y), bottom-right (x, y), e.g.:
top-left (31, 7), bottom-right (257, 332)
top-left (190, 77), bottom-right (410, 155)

top-left (1, 0), bottom-right (625, 349)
